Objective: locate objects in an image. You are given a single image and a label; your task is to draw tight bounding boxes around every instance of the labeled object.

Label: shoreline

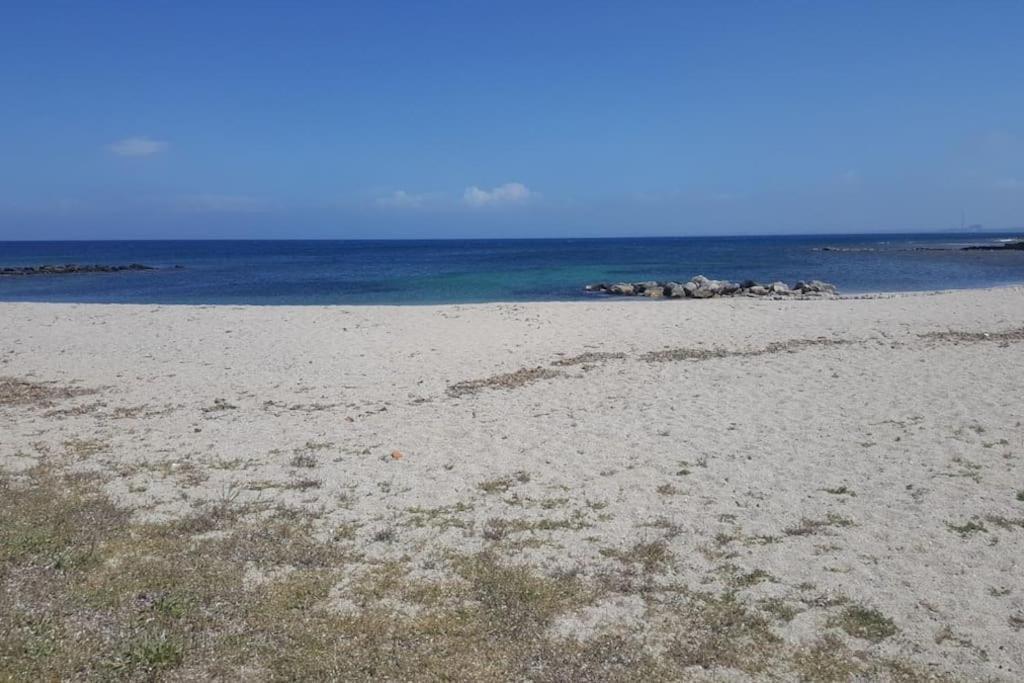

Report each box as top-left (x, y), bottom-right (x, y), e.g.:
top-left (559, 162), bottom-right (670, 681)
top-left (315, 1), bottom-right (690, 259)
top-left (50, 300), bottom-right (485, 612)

top-left (1, 281), bottom-right (1023, 309)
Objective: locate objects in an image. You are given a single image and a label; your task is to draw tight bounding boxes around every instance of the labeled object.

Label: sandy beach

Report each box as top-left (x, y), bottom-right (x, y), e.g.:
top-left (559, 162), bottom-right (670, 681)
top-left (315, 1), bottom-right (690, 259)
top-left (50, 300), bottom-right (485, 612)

top-left (2, 287), bottom-right (1023, 680)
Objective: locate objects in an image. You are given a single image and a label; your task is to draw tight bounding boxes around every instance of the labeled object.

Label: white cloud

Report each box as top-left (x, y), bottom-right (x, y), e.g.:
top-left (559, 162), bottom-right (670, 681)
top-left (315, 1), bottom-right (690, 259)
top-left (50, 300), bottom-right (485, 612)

top-left (995, 178), bottom-right (1024, 190)
top-left (175, 194), bottom-right (271, 213)
top-left (463, 182), bottom-right (532, 207)
top-left (109, 136), bottom-right (168, 157)
top-left (376, 190), bottom-right (429, 208)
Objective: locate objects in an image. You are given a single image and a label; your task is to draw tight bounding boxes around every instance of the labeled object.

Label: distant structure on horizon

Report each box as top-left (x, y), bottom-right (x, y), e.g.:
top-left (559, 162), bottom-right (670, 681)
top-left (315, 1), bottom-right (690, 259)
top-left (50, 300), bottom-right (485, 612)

top-left (959, 209), bottom-right (983, 232)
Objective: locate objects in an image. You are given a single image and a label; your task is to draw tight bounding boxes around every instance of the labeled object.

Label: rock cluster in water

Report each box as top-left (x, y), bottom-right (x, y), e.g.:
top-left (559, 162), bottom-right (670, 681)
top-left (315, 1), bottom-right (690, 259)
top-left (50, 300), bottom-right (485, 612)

top-left (585, 275), bottom-right (838, 299)
top-left (961, 240), bottom-right (1024, 251)
top-left (0, 263), bottom-right (158, 277)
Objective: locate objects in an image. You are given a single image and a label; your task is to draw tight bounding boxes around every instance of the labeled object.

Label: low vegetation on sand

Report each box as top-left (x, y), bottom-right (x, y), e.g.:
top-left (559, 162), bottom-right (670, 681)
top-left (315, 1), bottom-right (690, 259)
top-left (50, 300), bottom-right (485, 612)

top-left (0, 466), bottom-right (946, 681)
top-left (0, 377), bottom-right (96, 408)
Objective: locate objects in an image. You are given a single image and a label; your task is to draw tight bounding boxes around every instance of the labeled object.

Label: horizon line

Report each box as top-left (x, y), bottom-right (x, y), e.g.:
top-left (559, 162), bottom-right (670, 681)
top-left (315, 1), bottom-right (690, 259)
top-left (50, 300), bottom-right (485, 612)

top-left (1, 227), bottom-right (1022, 244)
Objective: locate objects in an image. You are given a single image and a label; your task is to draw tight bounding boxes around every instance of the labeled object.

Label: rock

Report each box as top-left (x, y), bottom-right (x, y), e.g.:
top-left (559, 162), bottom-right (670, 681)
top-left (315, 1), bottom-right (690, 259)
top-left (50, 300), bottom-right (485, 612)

top-left (690, 274), bottom-right (741, 296)
top-left (962, 240), bottom-right (1024, 251)
top-left (635, 281), bottom-right (665, 297)
top-left (582, 276), bottom-right (837, 300)
top-left (690, 286), bottom-right (715, 298)
top-left (0, 263), bottom-right (159, 277)
top-left (684, 276), bottom-right (724, 296)
top-left (665, 283), bottom-right (688, 298)
top-left (794, 280), bottom-right (837, 294)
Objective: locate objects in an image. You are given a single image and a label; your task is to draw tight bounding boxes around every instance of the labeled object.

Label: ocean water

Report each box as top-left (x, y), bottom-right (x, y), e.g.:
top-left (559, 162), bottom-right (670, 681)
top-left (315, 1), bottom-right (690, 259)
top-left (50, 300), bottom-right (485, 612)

top-left (1, 233), bottom-right (1022, 305)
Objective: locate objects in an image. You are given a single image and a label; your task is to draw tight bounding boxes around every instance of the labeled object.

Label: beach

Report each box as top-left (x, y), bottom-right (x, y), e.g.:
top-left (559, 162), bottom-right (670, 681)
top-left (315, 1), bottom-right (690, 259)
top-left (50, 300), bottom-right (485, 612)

top-left (2, 287), bottom-right (1023, 679)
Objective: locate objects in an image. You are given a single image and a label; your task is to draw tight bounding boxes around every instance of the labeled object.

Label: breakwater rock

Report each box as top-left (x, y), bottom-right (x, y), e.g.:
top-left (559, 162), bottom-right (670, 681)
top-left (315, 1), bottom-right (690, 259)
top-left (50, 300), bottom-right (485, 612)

top-left (0, 263), bottom-right (161, 277)
top-left (585, 275), bottom-right (838, 299)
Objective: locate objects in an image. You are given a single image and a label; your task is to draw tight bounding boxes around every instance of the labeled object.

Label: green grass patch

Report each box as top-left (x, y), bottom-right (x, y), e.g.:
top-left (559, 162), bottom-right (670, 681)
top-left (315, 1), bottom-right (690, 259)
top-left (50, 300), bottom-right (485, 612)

top-left (827, 604), bottom-right (897, 643)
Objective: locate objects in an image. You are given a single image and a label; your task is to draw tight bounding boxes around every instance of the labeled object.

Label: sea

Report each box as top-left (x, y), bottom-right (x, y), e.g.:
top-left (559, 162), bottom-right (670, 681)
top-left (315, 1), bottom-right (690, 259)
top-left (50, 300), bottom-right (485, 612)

top-left (1, 233), bottom-right (1022, 305)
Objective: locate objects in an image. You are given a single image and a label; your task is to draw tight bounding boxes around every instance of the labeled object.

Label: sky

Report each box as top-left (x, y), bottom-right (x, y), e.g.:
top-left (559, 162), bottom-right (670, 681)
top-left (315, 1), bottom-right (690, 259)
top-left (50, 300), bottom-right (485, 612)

top-left (1, 1), bottom-right (1023, 240)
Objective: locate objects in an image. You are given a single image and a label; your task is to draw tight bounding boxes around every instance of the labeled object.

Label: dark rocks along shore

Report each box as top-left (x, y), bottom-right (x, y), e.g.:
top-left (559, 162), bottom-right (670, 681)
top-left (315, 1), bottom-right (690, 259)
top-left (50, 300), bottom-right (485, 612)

top-left (585, 275), bottom-right (838, 299)
top-left (0, 264), bottom-right (161, 277)
top-left (961, 240), bottom-right (1024, 251)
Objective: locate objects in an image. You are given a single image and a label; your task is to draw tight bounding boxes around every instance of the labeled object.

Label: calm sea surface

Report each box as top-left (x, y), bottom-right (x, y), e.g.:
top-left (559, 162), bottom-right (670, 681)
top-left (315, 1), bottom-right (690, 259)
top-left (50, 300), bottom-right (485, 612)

top-left (1, 234), bottom-right (1022, 305)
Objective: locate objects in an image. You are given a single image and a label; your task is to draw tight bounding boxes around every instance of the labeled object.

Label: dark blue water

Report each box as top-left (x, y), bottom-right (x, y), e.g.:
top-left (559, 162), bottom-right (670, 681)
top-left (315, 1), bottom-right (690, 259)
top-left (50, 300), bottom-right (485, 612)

top-left (1, 234), bottom-right (1022, 305)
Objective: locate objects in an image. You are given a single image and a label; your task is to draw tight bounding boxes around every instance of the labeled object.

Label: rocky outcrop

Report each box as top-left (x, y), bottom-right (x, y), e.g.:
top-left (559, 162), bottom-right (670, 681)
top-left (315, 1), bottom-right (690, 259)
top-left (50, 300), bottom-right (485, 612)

top-left (0, 263), bottom-right (160, 277)
top-left (961, 240), bottom-right (1024, 251)
top-left (793, 280), bottom-right (837, 294)
top-left (585, 276), bottom-right (838, 299)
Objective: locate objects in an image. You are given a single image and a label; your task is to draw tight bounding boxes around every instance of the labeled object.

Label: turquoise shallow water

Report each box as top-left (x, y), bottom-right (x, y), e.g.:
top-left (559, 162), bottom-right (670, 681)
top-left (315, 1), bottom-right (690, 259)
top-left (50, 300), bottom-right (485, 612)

top-left (1, 233), bottom-right (1022, 305)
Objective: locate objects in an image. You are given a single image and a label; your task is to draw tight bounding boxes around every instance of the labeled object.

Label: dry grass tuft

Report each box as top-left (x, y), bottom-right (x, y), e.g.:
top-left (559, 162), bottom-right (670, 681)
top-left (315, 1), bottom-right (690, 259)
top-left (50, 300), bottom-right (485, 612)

top-left (983, 515), bottom-right (1024, 531)
top-left (477, 471), bottom-right (530, 494)
top-left (946, 519), bottom-right (987, 536)
top-left (792, 634), bottom-right (862, 681)
top-left (827, 604), bottom-right (898, 643)
top-left (0, 376), bottom-right (96, 408)
top-left (663, 590), bottom-right (781, 673)
top-left (289, 452), bottom-right (318, 469)
top-left (550, 351), bottom-right (627, 367)
top-left (641, 347), bottom-right (730, 363)
top-left (784, 513), bottom-right (855, 536)
top-left (62, 438), bottom-right (109, 459)
top-left (601, 540), bottom-right (674, 574)
top-left (642, 337), bottom-right (849, 363)
top-left (447, 367), bottom-right (562, 397)
top-left (919, 327), bottom-right (1024, 344)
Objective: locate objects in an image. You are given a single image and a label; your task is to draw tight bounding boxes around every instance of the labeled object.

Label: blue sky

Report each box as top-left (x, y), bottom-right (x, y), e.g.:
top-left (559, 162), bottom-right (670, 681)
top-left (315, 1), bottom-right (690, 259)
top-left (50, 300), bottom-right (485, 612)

top-left (1, 1), bottom-right (1022, 239)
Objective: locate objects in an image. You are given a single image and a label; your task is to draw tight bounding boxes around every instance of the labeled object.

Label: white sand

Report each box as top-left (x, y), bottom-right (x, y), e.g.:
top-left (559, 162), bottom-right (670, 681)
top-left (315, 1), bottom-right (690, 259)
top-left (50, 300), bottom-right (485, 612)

top-left (2, 287), bottom-right (1023, 678)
